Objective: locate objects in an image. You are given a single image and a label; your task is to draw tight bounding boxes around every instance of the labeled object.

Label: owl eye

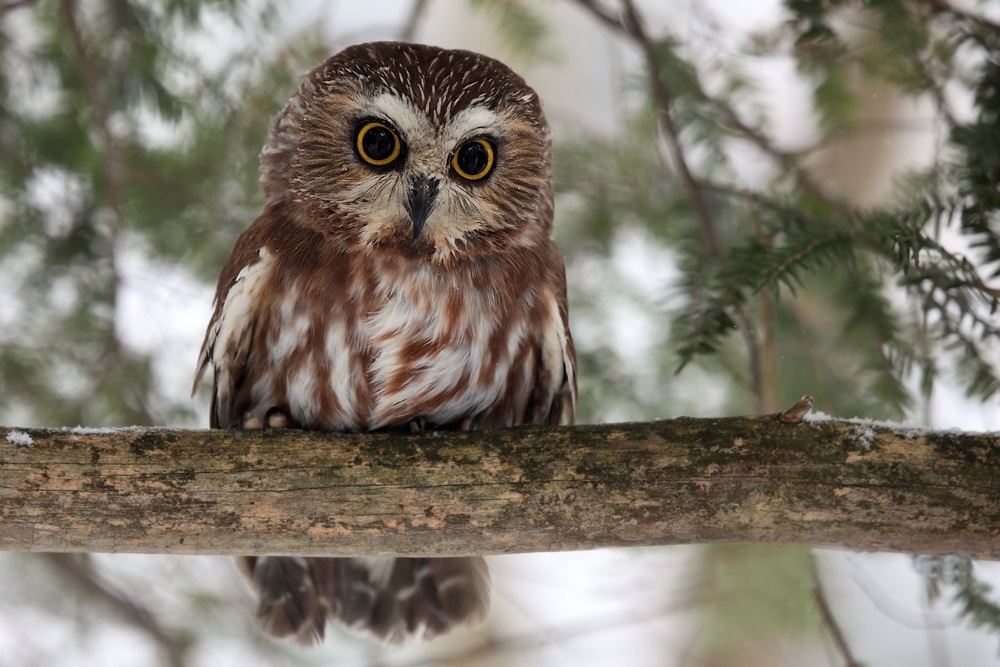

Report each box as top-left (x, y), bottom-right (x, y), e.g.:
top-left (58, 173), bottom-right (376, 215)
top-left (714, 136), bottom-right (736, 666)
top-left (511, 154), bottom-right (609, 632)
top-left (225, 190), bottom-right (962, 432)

top-left (451, 138), bottom-right (495, 181)
top-left (356, 121), bottom-right (402, 167)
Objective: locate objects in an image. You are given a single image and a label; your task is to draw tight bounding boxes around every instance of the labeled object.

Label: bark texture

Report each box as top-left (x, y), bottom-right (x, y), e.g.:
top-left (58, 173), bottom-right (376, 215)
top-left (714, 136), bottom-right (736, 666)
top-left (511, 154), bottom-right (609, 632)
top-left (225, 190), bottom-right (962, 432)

top-left (2, 417), bottom-right (999, 558)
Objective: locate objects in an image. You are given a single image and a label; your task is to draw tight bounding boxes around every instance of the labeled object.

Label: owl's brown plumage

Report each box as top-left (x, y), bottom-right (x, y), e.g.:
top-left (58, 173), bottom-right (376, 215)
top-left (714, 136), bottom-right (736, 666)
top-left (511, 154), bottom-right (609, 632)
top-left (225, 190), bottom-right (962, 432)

top-left (195, 41), bottom-right (576, 645)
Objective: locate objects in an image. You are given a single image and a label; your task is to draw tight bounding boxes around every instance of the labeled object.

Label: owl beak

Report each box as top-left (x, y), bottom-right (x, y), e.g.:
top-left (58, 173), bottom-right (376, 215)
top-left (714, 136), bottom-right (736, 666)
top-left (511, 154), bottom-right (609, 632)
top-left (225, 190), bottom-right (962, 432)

top-left (404, 175), bottom-right (439, 240)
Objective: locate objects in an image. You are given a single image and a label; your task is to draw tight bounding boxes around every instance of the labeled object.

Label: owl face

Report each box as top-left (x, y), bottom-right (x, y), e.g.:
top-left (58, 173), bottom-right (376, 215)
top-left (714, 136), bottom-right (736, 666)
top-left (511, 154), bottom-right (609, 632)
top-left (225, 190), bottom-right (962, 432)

top-left (273, 42), bottom-right (554, 262)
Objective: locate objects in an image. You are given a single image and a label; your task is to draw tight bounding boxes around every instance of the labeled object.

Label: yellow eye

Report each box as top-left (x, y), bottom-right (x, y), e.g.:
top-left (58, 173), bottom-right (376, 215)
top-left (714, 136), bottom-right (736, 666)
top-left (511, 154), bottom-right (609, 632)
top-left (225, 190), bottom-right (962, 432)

top-left (356, 121), bottom-right (402, 166)
top-left (451, 138), bottom-right (495, 181)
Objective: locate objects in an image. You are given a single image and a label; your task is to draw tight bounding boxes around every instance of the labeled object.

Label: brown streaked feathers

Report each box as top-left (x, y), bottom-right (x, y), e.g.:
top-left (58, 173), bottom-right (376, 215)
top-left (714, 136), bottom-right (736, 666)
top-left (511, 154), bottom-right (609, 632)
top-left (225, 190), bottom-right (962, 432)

top-left (195, 41), bottom-right (575, 645)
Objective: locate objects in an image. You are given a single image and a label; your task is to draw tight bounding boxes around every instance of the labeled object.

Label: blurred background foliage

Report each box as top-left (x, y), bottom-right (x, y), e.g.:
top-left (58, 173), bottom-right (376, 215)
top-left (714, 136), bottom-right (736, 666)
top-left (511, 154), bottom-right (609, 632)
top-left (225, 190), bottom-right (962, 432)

top-left (1, 0), bottom-right (999, 665)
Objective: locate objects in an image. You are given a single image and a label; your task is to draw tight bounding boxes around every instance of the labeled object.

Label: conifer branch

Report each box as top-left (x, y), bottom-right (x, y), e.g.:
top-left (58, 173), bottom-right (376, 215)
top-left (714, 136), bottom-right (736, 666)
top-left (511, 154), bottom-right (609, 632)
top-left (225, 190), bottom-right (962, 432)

top-left (44, 554), bottom-right (188, 667)
top-left (927, 0), bottom-right (1000, 33)
top-left (0, 0), bottom-right (38, 15)
top-left (400, 0), bottom-right (429, 42)
top-left (574, 0), bottom-right (769, 412)
top-left (811, 551), bottom-right (862, 667)
top-left (573, 0), bottom-right (845, 211)
top-left (59, 0), bottom-right (154, 424)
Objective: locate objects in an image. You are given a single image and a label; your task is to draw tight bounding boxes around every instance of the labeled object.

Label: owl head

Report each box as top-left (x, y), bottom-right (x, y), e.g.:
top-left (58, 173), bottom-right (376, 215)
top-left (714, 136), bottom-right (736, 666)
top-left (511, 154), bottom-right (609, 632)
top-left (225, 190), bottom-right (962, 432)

top-left (260, 42), bottom-right (554, 263)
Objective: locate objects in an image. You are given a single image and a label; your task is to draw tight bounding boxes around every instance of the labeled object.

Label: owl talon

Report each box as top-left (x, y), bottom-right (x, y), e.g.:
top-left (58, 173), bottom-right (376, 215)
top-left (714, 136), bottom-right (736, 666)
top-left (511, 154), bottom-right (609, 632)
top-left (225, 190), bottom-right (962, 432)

top-left (264, 406), bottom-right (293, 429)
top-left (409, 417), bottom-right (429, 434)
top-left (240, 408), bottom-right (294, 430)
top-left (241, 413), bottom-right (264, 429)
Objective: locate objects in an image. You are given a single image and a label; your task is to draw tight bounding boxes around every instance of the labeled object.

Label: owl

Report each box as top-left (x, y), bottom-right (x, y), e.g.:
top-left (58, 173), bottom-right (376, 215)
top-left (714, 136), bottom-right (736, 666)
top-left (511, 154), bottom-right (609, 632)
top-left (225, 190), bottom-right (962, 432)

top-left (194, 41), bottom-right (576, 644)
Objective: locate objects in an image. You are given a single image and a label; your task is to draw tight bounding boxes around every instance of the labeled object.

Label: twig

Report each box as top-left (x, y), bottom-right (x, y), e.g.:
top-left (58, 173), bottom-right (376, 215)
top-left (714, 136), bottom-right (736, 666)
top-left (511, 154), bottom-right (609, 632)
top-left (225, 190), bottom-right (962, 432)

top-left (60, 0), bottom-right (126, 251)
top-left (574, 0), bottom-right (767, 412)
top-left (926, 0), bottom-right (1000, 32)
top-left (920, 577), bottom-right (951, 667)
top-left (571, 0), bottom-right (722, 255)
top-left (778, 394), bottom-right (813, 424)
top-left (786, 301), bottom-right (837, 412)
top-left (59, 0), bottom-right (154, 423)
top-left (380, 586), bottom-right (709, 667)
top-left (400, 0), bottom-right (429, 42)
top-left (573, 0), bottom-right (844, 211)
top-left (844, 554), bottom-right (955, 631)
top-left (811, 551), bottom-right (863, 667)
top-left (698, 179), bottom-right (789, 212)
top-left (44, 554), bottom-right (188, 667)
top-left (710, 99), bottom-right (846, 209)
top-left (617, 0), bottom-right (722, 259)
top-left (756, 214), bottom-right (780, 413)
top-left (0, 0), bottom-right (38, 16)
top-left (573, 0), bottom-right (622, 33)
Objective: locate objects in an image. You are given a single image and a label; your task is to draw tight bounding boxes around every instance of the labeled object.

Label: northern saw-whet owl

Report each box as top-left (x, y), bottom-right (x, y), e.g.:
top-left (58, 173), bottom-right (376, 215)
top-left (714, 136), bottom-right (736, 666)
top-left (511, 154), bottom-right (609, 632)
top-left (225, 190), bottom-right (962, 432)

top-left (194, 41), bottom-right (576, 644)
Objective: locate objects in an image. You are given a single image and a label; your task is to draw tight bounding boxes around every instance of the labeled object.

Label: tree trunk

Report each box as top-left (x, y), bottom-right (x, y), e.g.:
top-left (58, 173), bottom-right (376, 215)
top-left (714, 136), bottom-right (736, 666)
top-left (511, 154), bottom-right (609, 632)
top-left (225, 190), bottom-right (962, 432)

top-left (2, 416), bottom-right (998, 558)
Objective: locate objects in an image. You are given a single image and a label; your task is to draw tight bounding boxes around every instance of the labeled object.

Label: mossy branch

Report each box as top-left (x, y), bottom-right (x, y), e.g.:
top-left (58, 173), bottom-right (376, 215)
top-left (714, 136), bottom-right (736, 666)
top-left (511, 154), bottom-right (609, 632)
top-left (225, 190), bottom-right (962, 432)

top-left (2, 415), bottom-right (999, 559)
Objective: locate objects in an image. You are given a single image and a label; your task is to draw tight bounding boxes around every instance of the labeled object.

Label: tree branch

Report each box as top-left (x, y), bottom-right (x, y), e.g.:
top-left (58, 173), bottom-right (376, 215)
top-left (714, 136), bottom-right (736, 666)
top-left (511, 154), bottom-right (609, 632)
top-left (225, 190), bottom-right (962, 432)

top-left (2, 417), bottom-right (999, 559)
top-left (44, 553), bottom-right (188, 667)
top-left (573, 0), bottom-right (769, 412)
top-left (927, 0), bottom-right (1000, 33)
top-left (811, 551), bottom-right (862, 667)
top-left (614, 0), bottom-right (721, 259)
top-left (572, 0), bottom-right (844, 211)
top-left (59, 0), bottom-right (152, 423)
top-left (399, 0), bottom-right (429, 42)
top-left (0, 0), bottom-right (39, 15)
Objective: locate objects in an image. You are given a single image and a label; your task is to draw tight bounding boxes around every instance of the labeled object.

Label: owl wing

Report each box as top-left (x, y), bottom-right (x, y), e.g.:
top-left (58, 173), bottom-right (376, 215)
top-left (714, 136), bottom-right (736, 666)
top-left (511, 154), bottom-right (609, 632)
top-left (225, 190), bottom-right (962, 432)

top-left (545, 283), bottom-right (577, 426)
top-left (193, 217), bottom-right (276, 429)
top-left (479, 249), bottom-right (577, 429)
top-left (535, 255), bottom-right (577, 427)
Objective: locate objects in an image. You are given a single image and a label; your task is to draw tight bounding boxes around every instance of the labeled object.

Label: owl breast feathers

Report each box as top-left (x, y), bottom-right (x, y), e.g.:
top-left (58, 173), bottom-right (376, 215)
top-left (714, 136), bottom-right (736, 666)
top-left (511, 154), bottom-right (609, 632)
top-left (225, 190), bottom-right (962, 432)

top-left (194, 41), bottom-right (576, 645)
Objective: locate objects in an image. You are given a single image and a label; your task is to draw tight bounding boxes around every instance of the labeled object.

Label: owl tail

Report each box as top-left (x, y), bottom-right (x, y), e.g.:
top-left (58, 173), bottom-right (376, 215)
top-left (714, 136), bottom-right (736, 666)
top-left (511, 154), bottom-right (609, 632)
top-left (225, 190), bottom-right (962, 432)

top-left (239, 556), bottom-right (491, 645)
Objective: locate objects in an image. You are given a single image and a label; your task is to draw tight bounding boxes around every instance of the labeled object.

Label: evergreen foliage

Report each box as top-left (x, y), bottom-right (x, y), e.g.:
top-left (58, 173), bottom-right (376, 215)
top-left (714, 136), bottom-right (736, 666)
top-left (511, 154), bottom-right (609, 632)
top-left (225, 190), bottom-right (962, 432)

top-left (920, 555), bottom-right (1000, 649)
top-left (558, 0), bottom-right (1000, 420)
top-left (0, 0), bottom-right (311, 427)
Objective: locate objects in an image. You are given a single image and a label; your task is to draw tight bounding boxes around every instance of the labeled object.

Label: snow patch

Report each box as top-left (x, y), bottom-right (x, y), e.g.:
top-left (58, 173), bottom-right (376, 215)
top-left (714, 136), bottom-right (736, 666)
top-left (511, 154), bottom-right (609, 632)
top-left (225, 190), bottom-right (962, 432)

top-left (65, 426), bottom-right (171, 434)
top-left (804, 411), bottom-right (928, 439)
top-left (802, 411), bottom-right (997, 439)
top-left (5, 430), bottom-right (33, 447)
top-left (853, 425), bottom-right (876, 449)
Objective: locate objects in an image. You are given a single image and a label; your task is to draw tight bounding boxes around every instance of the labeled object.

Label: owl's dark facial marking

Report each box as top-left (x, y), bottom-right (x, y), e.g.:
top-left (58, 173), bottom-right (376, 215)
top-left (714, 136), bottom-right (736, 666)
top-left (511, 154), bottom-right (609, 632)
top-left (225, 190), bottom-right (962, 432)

top-left (268, 41), bottom-right (554, 263)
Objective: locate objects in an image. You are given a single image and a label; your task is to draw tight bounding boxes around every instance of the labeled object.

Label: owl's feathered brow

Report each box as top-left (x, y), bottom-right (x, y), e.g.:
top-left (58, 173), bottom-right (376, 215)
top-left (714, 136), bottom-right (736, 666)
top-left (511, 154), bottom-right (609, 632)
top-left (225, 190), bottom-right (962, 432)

top-left (194, 41), bottom-right (576, 645)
